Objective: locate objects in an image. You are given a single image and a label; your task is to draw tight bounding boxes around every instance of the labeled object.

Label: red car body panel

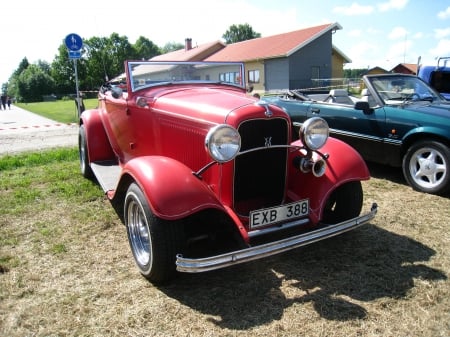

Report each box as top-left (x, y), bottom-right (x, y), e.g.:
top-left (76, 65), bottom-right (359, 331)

top-left (81, 109), bottom-right (115, 162)
top-left (121, 156), bottom-right (226, 219)
top-left (287, 138), bottom-right (370, 223)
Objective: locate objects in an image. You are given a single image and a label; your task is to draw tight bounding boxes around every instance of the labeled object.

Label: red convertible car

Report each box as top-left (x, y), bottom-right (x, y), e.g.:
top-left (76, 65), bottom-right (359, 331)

top-left (79, 60), bottom-right (377, 283)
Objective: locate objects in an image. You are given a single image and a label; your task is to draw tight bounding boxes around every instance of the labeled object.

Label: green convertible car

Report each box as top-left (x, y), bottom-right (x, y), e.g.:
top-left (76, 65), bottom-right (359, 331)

top-left (264, 73), bottom-right (450, 196)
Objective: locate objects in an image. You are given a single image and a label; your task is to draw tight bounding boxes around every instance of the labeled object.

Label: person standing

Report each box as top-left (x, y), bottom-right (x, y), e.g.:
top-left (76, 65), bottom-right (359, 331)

top-left (7, 96), bottom-right (12, 109)
top-left (0, 94), bottom-right (6, 110)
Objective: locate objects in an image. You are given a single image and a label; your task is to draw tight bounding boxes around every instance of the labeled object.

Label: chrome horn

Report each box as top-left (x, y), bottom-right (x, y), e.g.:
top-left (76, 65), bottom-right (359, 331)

top-left (296, 156), bottom-right (327, 177)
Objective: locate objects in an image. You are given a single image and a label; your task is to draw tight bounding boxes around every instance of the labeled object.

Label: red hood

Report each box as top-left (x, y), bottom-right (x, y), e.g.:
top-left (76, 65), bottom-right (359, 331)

top-left (146, 85), bottom-right (269, 124)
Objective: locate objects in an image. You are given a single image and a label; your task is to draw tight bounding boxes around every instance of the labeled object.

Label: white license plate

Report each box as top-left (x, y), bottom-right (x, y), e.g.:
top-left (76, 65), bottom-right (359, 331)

top-left (249, 199), bottom-right (309, 229)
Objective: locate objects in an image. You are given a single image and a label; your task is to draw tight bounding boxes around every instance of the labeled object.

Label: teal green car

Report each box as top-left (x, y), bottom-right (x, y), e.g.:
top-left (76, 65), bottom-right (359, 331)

top-left (264, 74), bottom-right (450, 195)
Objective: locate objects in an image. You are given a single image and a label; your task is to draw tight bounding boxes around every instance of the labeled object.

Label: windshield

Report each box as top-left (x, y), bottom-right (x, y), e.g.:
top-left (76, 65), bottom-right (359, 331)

top-left (368, 75), bottom-right (441, 104)
top-left (126, 61), bottom-right (246, 92)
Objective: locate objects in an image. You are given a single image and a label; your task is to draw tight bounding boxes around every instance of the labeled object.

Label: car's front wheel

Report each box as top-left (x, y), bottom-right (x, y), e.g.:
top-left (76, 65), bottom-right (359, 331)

top-left (78, 125), bottom-right (94, 179)
top-left (322, 181), bottom-right (363, 224)
top-left (124, 183), bottom-right (185, 284)
top-left (403, 140), bottom-right (450, 195)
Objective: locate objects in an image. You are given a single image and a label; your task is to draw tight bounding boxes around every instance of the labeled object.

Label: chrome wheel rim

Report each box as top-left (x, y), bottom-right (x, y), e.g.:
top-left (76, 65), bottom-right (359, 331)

top-left (79, 139), bottom-right (87, 172)
top-left (127, 197), bottom-right (151, 266)
top-left (409, 146), bottom-right (447, 190)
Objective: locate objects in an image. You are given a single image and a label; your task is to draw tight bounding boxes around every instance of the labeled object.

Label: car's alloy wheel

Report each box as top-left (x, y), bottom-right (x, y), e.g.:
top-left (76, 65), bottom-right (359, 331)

top-left (124, 183), bottom-right (184, 284)
top-left (403, 140), bottom-right (450, 195)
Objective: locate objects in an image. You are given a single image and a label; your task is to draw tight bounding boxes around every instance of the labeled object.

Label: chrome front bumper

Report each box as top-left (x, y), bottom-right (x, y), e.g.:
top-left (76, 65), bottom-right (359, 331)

top-left (176, 203), bottom-right (378, 273)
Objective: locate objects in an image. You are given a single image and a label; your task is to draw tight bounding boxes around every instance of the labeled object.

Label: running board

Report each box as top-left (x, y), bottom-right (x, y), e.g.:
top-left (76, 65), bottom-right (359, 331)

top-left (91, 161), bottom-right (121, 192)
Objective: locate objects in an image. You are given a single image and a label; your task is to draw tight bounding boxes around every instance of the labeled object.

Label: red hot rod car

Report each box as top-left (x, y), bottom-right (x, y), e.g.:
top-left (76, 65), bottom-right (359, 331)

top-left (79, 60), bottom-right (377, 283)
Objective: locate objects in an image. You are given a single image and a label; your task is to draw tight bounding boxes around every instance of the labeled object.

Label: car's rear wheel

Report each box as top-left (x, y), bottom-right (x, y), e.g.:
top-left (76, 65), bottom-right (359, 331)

top-left (322, 181), bottom-right (363, 224)
top-left (403, 140), bottom-right (450, 195)
top-left (124, 183), bottom-right (185, 284)
top-left (78, 125), bottom-right (94, 179)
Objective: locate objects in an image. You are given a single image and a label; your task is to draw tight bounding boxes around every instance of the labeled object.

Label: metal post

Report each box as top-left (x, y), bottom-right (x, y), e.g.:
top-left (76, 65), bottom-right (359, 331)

top-left (74, 58), bottom-right (81, 118)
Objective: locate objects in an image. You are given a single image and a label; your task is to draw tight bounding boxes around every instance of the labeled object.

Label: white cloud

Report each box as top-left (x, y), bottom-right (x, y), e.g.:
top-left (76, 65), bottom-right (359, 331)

top-left (345, 41), bottom-right (379, 68)
top-left (378, 0), bottom-right (408, 12)
top-left (367, 28), bottom-right (381, 35)
top-left (388, 27), bottom-right (408, 40)
top-left (430, 39), bottom-right (450, 57)
top-left (437, 6), bottom-right (450, 19)
top-left (434, 28), bottom-right (450, 39)
top-left (348, 29), bottom-right (362, 37)
top-left (333, 3), bottom-right (374, 15)
top-left (386, 40), bottom-right (413, 64)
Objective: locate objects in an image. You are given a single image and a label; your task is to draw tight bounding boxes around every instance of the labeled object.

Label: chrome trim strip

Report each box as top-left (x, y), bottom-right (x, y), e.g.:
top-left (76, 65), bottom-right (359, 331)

top-left (293, 122), bottom-right (403, 146)
top-left (176, 203), bottom-right (378, 273)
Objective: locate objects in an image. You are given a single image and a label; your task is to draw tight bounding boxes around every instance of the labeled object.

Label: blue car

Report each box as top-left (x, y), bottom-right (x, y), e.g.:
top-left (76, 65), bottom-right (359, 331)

top-left (418, 57), bottom-right (450, 100)
top-left (264, 73), bottom-right (450, 195)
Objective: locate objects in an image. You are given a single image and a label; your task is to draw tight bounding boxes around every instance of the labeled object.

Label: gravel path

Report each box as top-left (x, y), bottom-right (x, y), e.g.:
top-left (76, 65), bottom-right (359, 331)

top-left (0, 105), bottom-right (78, 156)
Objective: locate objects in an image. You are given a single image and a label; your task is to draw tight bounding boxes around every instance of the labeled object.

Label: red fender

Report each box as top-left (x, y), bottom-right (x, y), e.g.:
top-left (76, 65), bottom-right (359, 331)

top-left (80, 109), bottom-right (115, 163)
top-left (119, 156), bottom-right (226, 220)
top-left (287, 137), bottom-right (370, 223)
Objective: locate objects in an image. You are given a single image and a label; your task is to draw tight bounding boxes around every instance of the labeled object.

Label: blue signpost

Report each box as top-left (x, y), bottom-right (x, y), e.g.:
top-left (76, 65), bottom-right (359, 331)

top-left (65, 34), bottom-right (83, 117)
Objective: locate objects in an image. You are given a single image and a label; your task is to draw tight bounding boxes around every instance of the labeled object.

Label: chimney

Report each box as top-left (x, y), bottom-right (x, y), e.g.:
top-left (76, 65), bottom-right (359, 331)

top-left (185, 38), bottom-right (192, 51)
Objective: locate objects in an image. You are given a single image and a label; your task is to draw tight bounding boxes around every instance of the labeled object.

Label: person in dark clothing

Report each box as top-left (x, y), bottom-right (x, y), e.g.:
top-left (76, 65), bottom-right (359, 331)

top-left (0, 94), bottom-right (6, 110)
top-left (7, 96), bottom-right (12, 109)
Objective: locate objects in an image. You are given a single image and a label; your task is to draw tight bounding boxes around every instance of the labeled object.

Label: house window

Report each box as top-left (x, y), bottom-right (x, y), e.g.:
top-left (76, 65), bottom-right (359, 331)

top-left (220, 72), bottom-right (240, 83)
top-left (248, 70), bottom-right (260, 84)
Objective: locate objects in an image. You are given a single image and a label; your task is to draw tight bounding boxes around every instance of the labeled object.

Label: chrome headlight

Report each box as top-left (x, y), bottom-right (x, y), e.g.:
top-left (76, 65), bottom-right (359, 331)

top-left (205, 125), bottom-right (241, 163)
top-left (299, 117), bottom-right (329, 150)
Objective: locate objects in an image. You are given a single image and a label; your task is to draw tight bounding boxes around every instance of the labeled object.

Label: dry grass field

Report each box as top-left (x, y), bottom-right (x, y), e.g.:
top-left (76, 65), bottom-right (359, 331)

top-left (0, 149), bottom-right (449, 337)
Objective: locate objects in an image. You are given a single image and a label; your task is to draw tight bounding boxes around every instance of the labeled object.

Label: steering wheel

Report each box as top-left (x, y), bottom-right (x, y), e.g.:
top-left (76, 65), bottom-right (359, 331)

top-left (405, 92), bottom-right (420, 101)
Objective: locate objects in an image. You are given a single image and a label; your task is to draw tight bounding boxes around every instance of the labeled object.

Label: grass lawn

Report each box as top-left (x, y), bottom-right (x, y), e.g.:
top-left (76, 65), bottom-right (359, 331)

top-left (0, 148), bottom-right (449, 337)
top-left (15, 98), bottom-right (98, 124)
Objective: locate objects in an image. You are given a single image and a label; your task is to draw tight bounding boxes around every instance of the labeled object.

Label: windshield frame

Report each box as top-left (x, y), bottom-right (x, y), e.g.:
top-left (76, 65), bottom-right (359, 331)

top-left (125, 60), bottom-right (246, 93)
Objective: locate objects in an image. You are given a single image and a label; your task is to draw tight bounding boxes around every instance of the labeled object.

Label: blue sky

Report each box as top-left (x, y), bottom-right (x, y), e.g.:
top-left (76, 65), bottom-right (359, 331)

top-left (1, 0), bottom-right (449, 85)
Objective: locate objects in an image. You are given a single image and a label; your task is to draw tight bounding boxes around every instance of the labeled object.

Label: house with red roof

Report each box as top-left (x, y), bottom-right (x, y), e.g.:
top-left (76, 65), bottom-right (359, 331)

top-left (151, 23), bottom-right (350, 93)
top-left (390, 63), bottom-right (418, 75)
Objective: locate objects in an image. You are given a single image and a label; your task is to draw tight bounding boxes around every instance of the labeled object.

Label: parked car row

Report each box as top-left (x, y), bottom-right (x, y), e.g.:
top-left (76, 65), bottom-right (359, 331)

top-left (78, 60), bottom-right (377, 283)
top-left (263, 73), bottom-right (450, 195)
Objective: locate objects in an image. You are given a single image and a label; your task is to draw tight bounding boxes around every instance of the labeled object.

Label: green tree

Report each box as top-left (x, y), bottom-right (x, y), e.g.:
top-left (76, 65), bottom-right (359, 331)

top-left (343, 68), bottom-right (368, 78)
top-left (160, 41), bottom-right (184, 54)
top-left (50, 44), bottom-right (79, 95)
top-left (82, 33), bottom-right (135, 85)
top-left (106, 33), bottom-right (135, 80)
top-left (222, 23), bottom-right (261, 44)
top-left (16, 64), bottom-right (55, 102)
top-left (13, 57), bottom-right (30, 77)
top-left (133, 36), bottom-right (161, 60)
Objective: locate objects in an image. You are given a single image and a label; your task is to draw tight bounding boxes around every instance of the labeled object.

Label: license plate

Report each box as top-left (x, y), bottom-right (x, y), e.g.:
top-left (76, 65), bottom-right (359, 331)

top-left (249, 199), bottom-right (309, 229)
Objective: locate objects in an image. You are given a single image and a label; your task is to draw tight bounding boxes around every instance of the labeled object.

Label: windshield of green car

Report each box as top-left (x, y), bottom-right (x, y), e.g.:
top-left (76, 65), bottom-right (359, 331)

top-left (369, 75), bottom-right (442, 104)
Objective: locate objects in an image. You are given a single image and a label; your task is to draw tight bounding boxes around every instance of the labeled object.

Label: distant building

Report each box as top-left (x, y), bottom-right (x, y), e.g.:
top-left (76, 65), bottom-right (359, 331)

top-left (391, 63), bottom-right (418, 75)
top-left (153, 23), bottom-right (350, 93)
top-left (364, 67), bottom-right (389, 75)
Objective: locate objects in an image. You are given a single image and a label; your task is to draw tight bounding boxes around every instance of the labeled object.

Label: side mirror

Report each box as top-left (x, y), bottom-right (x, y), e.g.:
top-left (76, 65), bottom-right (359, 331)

top-left (354, 101), bottom-right (372, 114)
top-left (111, 86), bottom-right (123, 99)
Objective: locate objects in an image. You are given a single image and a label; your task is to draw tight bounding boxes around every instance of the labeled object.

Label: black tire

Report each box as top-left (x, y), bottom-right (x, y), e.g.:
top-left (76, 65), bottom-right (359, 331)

top-left (124, 183), bottom-right (185, 284)
top-left (322, 181), bottom-right (363, 224)
top-left (78, 125), bottom-right (94, 179)
top-left (402, 140), bottom-right (450, 195)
